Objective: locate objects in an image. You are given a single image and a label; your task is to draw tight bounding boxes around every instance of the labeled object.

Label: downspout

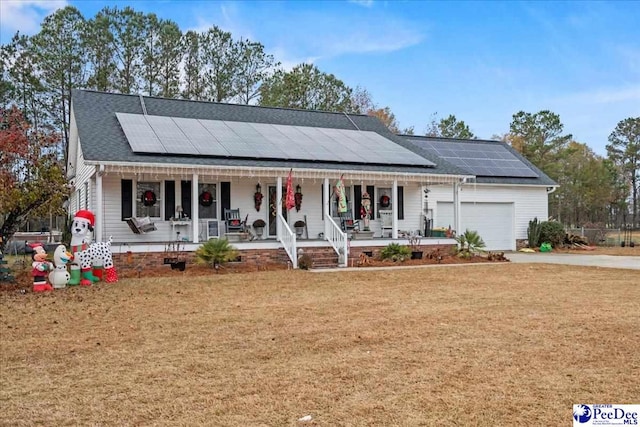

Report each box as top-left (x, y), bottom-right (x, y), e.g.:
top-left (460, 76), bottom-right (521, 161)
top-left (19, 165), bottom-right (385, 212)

top-left (95, 164), bottom-right (105, 242)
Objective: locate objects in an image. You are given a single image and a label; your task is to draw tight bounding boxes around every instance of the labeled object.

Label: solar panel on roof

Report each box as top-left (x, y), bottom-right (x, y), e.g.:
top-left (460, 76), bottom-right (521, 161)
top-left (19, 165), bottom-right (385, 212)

top-left (117, 113), bottom-right (435, 166)
top-left (415, 140), bottom-right (538, 178)
top-left (144, 115), bottom-right (199, 155)
top-left (116, 113), bottom-right (166, 153)
top-left (171, 117), bottom-right (230, 156)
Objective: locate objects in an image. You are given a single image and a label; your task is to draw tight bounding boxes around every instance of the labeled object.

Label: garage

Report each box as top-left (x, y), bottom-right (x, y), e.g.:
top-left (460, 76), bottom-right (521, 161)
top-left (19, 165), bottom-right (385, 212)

top-left (436, 202), bottom-right (515, 251)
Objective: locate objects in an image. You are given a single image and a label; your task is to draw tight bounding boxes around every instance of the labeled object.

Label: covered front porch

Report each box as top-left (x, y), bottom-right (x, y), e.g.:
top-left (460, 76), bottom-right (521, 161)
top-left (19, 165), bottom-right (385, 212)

top-left (89, 163), bottom-right (469, 268)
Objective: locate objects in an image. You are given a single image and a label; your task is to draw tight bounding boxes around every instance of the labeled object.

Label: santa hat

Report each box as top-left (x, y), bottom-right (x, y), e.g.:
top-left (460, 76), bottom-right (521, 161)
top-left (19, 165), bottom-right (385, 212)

top-left (28, 243), bottom-right (46, 254)
top-left (74, 210), bottom-right (95, 227)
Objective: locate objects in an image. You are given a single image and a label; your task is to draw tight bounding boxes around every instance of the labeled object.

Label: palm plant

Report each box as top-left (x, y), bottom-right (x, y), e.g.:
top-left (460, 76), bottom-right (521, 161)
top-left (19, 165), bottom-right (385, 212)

top-left (455, 229), bottom-right (486, 258)
top-left (195, 238), bottom-right (239, 270)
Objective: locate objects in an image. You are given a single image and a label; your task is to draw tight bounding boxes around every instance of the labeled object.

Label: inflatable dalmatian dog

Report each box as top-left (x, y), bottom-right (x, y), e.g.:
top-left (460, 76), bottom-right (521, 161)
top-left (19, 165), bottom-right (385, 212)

top-left (68, 210), bottom-right (118, 286)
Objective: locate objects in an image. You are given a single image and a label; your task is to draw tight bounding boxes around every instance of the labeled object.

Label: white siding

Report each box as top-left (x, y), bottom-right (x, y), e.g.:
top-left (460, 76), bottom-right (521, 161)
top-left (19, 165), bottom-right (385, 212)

top-left (100, 175), bottom-right (426, 243)
top-left (68, 140), bottom-right (95, 217)
top-left (429, 183), bottom-right (549, 240)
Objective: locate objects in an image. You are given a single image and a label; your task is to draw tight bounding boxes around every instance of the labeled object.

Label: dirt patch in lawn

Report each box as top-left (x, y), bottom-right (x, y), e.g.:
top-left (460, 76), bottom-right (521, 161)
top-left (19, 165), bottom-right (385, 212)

top-left (2, 264), bottom-right (638, 426)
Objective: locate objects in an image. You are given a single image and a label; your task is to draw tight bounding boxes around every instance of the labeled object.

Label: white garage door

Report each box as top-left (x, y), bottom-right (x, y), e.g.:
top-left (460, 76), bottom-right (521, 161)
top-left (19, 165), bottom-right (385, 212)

top-left (437, 202), bottom-right (515, 251)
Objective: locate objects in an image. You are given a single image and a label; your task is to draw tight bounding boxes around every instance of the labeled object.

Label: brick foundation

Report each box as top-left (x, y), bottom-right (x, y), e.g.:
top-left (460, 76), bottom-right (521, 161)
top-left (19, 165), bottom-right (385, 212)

top-left (113, 243), bottom-right (456, 273)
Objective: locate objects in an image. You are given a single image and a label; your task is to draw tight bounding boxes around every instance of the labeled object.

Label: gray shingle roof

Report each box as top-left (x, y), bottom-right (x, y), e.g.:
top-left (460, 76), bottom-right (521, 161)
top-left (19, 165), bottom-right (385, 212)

top-left (71, 89), bottom-right (467, 176)
top-left (402, 135), bottom-right (557, 186)
top-left (72, 89), bottom-right (553, 186)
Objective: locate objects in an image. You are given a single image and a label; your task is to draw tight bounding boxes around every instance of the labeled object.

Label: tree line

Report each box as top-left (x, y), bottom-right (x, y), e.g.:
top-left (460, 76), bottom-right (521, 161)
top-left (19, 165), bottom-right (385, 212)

top-left (1, 5), bottom-right (638, 240)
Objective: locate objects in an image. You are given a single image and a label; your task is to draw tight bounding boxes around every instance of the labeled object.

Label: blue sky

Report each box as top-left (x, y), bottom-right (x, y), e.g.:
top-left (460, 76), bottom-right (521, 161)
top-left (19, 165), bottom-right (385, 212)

top-left (1, 1), bottom-right (639, 156)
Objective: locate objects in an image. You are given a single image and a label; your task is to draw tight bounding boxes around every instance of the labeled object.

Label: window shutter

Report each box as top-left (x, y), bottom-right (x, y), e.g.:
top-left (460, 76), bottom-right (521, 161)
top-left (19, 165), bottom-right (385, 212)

top-left (354, 185), bottom-right (362, 221)
top-left (366, 185), bottom-right (375, 219)
top-left (221, 182), bottom-right (231, 213)
top-left (398, 186), bottom-right (404, 220)
top-left (181, 181), bottom-right (192, 218)
top-left (121, 179), bottom-right (132, 220)
top-left (164, 181), bottom-right (175, 220)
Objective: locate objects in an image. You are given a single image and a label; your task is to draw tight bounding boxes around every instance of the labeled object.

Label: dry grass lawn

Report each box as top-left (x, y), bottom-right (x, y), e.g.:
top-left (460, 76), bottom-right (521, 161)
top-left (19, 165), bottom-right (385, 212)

top-left (1, 264), bottom-right (639, 426)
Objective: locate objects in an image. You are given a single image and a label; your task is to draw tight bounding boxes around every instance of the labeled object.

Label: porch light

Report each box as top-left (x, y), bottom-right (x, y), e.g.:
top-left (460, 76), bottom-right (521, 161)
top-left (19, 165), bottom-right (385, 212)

top-left (296, 184), bottom-right (301, 194)
top-left (256, 183), bottom-right (262, 194)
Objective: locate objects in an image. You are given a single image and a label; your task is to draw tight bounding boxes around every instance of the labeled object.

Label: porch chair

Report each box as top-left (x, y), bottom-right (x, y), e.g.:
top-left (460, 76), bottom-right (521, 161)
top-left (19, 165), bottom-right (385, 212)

top-left (224, 209), bottom-right (245, 233)
top-left (339, 210), bottom-right (359, 234)
top-left (379, 210), bottom-right (393, 238)
top-left (125, 216), bottom-right (157, 234)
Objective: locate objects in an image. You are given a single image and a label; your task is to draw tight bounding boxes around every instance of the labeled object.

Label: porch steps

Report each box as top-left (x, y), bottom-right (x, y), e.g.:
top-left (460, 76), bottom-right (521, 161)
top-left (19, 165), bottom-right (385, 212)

top-left (297, 247), bottom-right (340, 269)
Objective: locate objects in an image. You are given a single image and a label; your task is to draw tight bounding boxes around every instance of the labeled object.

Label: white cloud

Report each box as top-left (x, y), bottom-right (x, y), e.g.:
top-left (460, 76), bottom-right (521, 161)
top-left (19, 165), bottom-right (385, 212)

top-left (0, 0), bottom-right (67, 40)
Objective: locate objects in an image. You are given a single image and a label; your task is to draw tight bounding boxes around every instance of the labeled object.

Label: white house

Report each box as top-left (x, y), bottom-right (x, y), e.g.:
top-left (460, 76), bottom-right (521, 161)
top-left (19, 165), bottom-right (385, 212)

top-left (68, 90), bottom-right (556, 268)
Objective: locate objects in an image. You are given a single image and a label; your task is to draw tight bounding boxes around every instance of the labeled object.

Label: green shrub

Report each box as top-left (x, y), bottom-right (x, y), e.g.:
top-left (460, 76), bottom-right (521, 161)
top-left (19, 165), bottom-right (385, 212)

top-left (527, 217), bottom-right (542, 248)
top-left (195, 238), bottom-right (239, 269)
top-left (540, 221), bottom-right (565, 247)
top-left (455, 229), bottom-right (486, 258)
top-left (380, 243), bottom-right (411, 262)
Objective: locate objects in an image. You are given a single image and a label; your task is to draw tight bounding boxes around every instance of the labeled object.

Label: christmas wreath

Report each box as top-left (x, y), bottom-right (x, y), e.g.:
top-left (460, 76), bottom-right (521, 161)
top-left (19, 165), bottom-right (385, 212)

top-left (379, 194), bottom-right (390, 208)
top-left (254, 191), bottom-right (263, 212)
top-left (141, 190), bottom-right (157, 207)
top-left (199, 190), bottom-right (213, 207)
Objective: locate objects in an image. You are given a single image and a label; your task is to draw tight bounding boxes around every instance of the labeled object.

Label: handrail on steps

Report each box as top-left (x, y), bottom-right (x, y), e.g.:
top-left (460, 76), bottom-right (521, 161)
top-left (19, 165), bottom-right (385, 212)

top-left (277, 213), bottom-right (297, 269)
top-left (325, 216), bottom-right (348, 267)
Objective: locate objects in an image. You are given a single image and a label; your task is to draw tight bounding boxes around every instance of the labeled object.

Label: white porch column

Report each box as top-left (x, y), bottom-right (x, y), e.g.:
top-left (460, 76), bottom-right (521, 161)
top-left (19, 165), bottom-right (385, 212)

top-left (95, 166), bottom-right (103, 242)
top-left (392, 179), bottom-right (398, 239)
top-left (276, 176), bottom-right (282, 240)
top-left (192, 173), bottom-right (199, 243)
top-left (453, 182), bottom-right (461, 237)
top-left (323, 178), bottom-right (330, 238)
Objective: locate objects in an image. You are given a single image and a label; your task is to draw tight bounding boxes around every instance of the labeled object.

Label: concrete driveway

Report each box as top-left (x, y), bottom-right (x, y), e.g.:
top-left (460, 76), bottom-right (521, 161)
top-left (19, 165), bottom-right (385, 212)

top-left (506, 252), bottom-right (640, 270)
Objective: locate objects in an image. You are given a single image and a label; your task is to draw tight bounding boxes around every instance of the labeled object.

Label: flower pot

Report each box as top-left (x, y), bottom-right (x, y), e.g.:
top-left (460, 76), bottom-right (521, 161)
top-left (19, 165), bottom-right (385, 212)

top-left (295, 227), bottom-right (304, 237)
top-left (254, 226), bottom-right (264, 238)
top-left (411, 251), bottom-right (423, 260)
top-left (351, 230), bottom-right (374, 240)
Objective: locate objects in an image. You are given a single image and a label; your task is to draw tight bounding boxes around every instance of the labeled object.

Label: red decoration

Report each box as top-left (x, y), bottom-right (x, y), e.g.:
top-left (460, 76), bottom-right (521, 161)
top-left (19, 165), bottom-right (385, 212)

top-left (142, 190), bottom-right (157, 207)
top-left (199, 191), bottom-right (213, 207)
top-left (379, 194), bottom-right (390, 208)
top-left (294, 192), bottom-right (303, 212)
top-left (254, 191), bottom-right (263, 212)
top-left (285, 170), bottom-right (295, 211)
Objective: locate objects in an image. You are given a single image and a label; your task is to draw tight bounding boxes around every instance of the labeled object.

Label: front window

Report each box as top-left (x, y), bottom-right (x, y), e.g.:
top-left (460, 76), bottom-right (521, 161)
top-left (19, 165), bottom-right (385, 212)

top-left (136, 181), bottom-right (161, 218)
top-left (198, 183), bottom-right (217, 219)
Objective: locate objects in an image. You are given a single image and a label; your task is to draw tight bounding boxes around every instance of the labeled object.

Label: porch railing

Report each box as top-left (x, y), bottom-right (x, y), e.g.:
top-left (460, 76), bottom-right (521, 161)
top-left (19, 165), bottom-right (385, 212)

top-left (325, 216), bottom-right (348, 267)
top-left (277, 213), bottom-right (297, 269)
